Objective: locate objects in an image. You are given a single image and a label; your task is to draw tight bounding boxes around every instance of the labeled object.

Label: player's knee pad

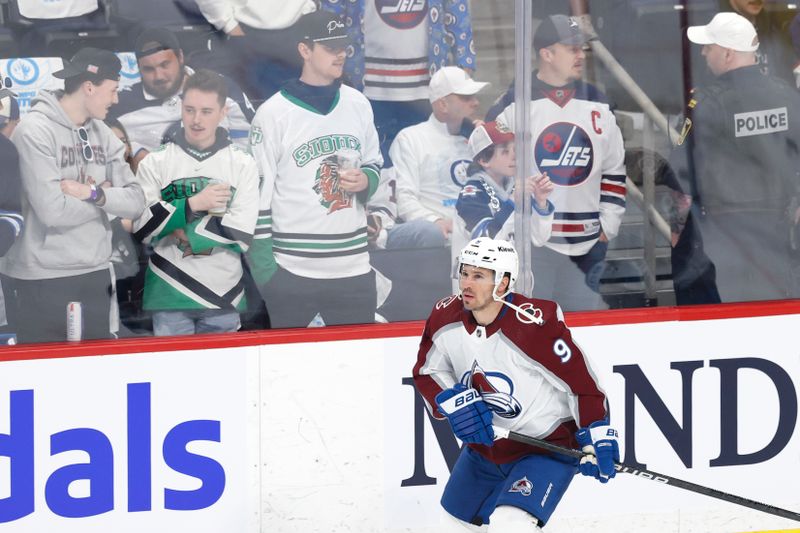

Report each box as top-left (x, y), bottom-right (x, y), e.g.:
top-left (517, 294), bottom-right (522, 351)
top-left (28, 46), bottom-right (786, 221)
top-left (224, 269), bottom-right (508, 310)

top-left (440, 508), bottom-right (488, 532)
top-left (487, 505), bottom-right (542, 533)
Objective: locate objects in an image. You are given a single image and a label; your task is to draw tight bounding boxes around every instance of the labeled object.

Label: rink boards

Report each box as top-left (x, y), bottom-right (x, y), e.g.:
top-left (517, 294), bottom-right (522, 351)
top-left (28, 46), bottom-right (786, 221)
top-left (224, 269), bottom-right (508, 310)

top-left (1, 305), bottom-right (800, 532)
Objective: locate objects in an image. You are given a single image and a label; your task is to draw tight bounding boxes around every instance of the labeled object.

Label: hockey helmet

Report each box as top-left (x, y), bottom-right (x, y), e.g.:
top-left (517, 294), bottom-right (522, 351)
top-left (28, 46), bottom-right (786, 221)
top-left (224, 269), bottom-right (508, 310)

top-left (458, 237), bottom-right (518, 298)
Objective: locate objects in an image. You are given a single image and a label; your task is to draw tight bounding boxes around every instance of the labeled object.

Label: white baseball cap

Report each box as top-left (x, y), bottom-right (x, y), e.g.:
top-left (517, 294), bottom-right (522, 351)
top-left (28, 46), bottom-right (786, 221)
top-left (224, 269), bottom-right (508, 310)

top-left (429, 66), bottom-right (489, 103)
top-left (468, 120), bottom-right (514, 158)
top-left (687, 12), bottom-right (759, 52)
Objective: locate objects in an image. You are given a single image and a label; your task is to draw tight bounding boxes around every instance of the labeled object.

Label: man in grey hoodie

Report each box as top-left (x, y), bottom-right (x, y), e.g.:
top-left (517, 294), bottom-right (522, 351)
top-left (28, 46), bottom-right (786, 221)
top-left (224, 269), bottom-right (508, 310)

top-left (0, 47), bottom-right (146, 343)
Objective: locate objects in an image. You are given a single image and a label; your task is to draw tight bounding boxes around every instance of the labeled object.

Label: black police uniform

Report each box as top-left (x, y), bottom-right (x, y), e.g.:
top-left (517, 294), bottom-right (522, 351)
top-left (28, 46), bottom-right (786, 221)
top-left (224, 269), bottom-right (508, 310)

top-left (670, 64), bottom-right (800, 302)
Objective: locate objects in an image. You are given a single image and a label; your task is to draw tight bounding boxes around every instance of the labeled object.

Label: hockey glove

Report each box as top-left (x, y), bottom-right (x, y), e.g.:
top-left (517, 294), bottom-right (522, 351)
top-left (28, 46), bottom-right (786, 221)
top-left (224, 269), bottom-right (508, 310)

top-left (575, 420), bottom-right (620, 483)
top-left (435, 384), bottom-right (494, 446)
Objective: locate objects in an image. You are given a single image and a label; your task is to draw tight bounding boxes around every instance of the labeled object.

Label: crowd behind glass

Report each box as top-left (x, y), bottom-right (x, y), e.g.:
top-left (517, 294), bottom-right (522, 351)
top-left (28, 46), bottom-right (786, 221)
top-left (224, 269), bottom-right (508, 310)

top-left (1, 0), bottom-right (799, 344)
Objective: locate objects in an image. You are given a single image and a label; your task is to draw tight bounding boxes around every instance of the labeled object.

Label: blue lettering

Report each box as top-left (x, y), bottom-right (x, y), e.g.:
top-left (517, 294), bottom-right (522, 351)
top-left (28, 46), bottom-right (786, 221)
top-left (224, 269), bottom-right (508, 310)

top-left (45, 428), bottom-right (114, 518)
top-left (163, 420), bottom-right (225, 510)
top-left (0, 390), bottom-right (34, 523)
top-left (127, 383), bottom-right (151, 512)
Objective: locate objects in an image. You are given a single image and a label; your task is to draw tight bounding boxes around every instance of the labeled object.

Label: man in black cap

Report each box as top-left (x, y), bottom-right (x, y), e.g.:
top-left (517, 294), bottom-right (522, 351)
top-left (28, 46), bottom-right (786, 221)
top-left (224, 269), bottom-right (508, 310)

top-left (247, 10), bottom-right (384, 328)
top-left (109, 27), bottom-right (254, 171)
top-left (487, 15), bottom-right (628, 312)
top-left (0, 47), bottom-right (145, 343)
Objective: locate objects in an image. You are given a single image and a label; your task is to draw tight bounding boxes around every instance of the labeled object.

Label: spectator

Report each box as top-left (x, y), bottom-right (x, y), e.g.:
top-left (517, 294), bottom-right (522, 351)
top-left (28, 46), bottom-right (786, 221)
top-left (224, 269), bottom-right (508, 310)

top-left (194, 0), bottom-right (317, 101)
top-left (718, 0), bottom-right (795, 86)
top-left (0, 88), bottom-right (22, 336)
top-left (495, 15), bottom-right (627, 311)
top-left (454, 120), bottom-right (554, 258)
top-left (0, 47), bottom-right (145, 343)
top-left (322, 0), bottom-right (475, 164)
top-left (247, 11), bottom-right (383, 328)
top-left (133, 69), bottom-right (259, 336)
top-left (391, 66), bottom-right (488, 249)
top-left (110, 27), bottom-right (254, 170)
top-left (669, 13), bottom-right (800, 302)
top-left (105, 116), bottom-right (133, 170)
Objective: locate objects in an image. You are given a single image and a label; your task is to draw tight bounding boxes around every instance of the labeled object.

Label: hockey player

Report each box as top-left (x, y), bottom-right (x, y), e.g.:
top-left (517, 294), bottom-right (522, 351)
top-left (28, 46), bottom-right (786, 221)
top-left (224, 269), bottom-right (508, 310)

top-left (413, 237), bottom-right (618, 532)
top-left (247, 10), bottom-right (383, 328)
top-left (133, 69), bottom-right (259, 336)
top-left (488, 15), bottom-right (627, 311)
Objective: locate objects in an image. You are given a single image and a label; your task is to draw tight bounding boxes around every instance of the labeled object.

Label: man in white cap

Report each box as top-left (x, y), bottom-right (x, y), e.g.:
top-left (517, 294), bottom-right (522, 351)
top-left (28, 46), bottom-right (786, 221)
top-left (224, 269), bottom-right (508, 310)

top-left (667, 12), bottom-right (800, 302)
top-left (388, 66), bottom-right (489, 249)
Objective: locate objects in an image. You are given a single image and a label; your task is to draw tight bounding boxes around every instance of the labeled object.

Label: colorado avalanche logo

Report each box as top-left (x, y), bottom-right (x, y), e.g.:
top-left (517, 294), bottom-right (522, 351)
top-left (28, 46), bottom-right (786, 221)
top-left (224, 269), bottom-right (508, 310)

top-left (535, 122), bottom-right (594, 186)
top-left (463, 362), bottom-right (522, 419)
top-left (313, 155), bottom-right (353, 214)
top-left (509, 477), bottom-right (533, 496)
top-left (376, 0), bottom-right (428, 29)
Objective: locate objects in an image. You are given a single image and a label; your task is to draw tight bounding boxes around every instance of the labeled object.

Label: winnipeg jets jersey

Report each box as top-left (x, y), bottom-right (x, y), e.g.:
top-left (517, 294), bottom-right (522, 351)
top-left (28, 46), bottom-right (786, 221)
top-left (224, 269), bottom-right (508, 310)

top-left (249, 84), bottom-right (383, 281)
top-left (391, 114), bottom-right (472, 223)
top-left (413, 293), bottom-right (609, 464)
top-left (497, 80), bottom-right (626, 256)
top-left (133, 132), bottom-right (259, 311)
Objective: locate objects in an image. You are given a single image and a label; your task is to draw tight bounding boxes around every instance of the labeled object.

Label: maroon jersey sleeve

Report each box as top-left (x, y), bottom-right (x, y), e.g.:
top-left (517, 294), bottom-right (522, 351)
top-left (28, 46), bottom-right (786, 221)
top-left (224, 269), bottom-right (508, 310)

top-left (506, 296), bottom-right (609, 427)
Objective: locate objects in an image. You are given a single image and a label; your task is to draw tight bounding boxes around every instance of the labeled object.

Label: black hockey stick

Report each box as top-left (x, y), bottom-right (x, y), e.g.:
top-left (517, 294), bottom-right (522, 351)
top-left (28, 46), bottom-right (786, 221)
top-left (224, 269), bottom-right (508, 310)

top-left (492, 426), bottom-right (800, 523)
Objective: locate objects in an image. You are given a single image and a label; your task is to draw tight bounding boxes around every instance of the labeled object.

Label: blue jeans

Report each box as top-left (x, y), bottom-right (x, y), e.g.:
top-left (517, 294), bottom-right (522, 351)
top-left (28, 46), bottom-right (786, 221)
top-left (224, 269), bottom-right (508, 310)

top-left (386, 219), bottom-right (447, 250)
top-left (152, 309), bottom-right (241, 337)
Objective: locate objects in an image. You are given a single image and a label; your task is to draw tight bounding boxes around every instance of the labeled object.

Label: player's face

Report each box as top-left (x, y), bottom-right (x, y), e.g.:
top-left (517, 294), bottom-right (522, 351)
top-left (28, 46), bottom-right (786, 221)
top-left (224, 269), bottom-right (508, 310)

top-left (138, 49), bottom-right (185, 99)
top-left (301, 42), bottom-right (347, 85)
top-left (181, 88), bottom-right (227, 150)
top-left (545, 43), bottom-right (585, 84)
top-left (85, 79), bottom-right (119, 120)
top-left (459, 265), bottom-right (499, 311)
top-left (702, 43), bottom-right (729, 76)
top-left (728, 0), bottom-right (763, 17)
top-left (483, 141), bottom-right (516, 179)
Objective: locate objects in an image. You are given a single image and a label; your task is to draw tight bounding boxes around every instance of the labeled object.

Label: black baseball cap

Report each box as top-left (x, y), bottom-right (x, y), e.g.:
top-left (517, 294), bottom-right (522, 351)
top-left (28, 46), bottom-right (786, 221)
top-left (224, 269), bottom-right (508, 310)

top-left (53, 47), bottom-right (121, 81)
top-left (134, 28), bottom-right (182, 59)
top-left (533, 14), bottom-right (590, 51)
top-left (297, 10), bottom-right (349, 45)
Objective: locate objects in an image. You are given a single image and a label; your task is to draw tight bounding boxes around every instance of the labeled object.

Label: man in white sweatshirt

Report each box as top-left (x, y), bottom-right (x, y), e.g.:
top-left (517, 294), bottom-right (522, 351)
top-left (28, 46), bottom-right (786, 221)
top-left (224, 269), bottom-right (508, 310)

top-left (195, 0), bottom-right (318, 101)
top-left (388, 66), bottom-right (488, 249)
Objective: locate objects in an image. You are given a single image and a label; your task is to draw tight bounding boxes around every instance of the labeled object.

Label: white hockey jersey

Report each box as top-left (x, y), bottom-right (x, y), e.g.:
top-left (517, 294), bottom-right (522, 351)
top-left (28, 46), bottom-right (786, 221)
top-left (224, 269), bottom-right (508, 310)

top-left (413, 292), bottom-right (610, 464)
top-left (391, 114), bottom-right (472, 223)
top-left (497, 79), bottom-right (626, 256)
top-left (133, 130), bottom-right (259, 311)
top-left (249, 84), bottom-right (383, 281)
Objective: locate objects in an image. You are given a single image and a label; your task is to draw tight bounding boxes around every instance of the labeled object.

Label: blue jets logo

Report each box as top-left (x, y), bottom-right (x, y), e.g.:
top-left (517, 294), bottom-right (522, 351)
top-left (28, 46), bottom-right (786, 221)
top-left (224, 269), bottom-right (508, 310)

top-left (6, 58), bottom-right (39, 87)
top-left (376, 0), bottom-right (428, 29)
top-left (534, 122), bottom-right (594, 186)
top-left (462, 362), bottom-right (522, 419)
top-left (450, 159), bottom-right (470, 188)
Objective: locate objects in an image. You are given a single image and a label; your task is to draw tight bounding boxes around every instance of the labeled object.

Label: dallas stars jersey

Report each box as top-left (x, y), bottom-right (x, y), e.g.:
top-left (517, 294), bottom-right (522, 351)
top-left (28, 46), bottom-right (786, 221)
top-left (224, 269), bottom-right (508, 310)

top-left (413, 293), bottom-right (609, 464)
top-left (248, 84), bottom-right (383, 282)
top-left (133, 131), bottom-right (259, 311)
top-left (497, 79), bottom-right (626, 256)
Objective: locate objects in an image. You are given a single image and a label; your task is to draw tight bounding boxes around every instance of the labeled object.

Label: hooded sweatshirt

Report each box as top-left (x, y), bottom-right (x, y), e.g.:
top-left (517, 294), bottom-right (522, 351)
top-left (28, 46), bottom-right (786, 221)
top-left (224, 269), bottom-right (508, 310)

top-left (0, 90), bottom-right (145, 280)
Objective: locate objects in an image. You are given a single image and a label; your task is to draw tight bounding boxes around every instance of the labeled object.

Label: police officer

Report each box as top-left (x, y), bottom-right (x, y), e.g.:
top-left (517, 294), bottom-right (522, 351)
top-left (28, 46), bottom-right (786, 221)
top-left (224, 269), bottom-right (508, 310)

top-left (670, 12), bottom-right (800, 302)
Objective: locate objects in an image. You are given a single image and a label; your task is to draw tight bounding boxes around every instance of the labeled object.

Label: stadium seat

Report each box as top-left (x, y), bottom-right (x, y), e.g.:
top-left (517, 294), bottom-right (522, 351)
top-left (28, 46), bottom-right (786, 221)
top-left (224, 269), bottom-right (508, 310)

top-left (5, 0), bottom-right (118, 57)
top-left (112, 0), bottom-right (218, 55)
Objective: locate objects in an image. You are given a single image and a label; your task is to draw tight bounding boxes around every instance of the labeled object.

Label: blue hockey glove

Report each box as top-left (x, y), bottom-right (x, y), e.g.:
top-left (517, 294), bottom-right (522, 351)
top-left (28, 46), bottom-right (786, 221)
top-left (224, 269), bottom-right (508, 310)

top-left (435, 384), bottom-right (494, 446)
top-left (575, 420), bottom-right (620, 483)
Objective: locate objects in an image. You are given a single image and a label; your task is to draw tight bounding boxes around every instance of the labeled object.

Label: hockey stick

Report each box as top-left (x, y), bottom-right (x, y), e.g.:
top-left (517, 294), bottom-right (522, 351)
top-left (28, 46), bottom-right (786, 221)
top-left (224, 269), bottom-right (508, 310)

top-left (492, 426), bottom-right (800, 523)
